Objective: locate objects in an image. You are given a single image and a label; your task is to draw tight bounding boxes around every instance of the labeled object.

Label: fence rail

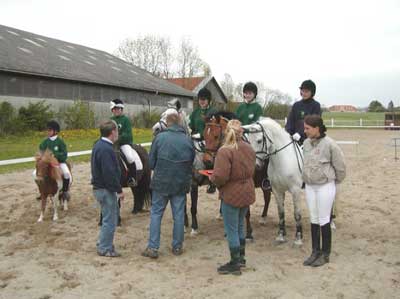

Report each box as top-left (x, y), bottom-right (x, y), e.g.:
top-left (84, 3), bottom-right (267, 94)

top-left (0, 142), bottom-right (152, 166)
top-left (276, 118), bottom-right (400, 129)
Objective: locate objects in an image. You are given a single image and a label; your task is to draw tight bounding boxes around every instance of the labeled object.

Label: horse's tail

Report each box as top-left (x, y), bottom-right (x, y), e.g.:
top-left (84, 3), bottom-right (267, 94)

top-left (131, 144), bottom-right (152, 211)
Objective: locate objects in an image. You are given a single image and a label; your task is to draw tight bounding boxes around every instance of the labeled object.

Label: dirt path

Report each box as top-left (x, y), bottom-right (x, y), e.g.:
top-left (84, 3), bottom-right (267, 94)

top-left (0, 129), bottom-right (399, 299)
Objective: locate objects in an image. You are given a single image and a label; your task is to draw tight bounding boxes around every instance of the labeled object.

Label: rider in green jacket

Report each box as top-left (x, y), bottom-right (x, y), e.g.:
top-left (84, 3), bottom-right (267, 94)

top-left (189, 88), bottom-right (217, 139)
top-left (235, 82), bottom-right (263, 125)
top-left (110, 99), bottom-right (142, 187)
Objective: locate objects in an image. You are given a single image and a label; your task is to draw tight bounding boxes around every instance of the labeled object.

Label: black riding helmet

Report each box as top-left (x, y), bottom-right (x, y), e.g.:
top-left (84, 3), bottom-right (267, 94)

top-left (299, 80), bottom-right (316, 97)
top-left (47, 120), bottom-right (60, 132)
top-left (243, 82), bottom-right (258, 97)
top-left (198, 88), bottom-right (212, 102)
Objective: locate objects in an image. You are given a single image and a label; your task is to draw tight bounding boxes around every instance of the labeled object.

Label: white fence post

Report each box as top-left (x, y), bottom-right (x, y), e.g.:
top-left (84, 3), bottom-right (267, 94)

top-left (360, 118), bottom-right (363, 127)
top-left (331, 118), bottom-right (334, 127)
top-left (284, 117), bottom-right (287, 125)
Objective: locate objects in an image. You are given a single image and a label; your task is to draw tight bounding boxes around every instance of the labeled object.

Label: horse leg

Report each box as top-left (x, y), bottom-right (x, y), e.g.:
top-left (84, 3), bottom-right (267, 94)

top-left (117, 197), bottom-right (121, 226)
top-left (184, 196), bottom-right (189, 231)
top-left (216, 199), bottom-right (223, 220)
top-left (259, 189), bottom-right (272, 225)
top-left (245, 208), bottom-right (254, 241)
top-left (38, 195), bottom-right (46, 222)
top-left (52, 194), bottom-right (58, 221)
top-left (274, 192), bottom-right (287, 244)
top-left (190, 184), bottom-right (199, 235)
top-left (293, 191), bottom-right (303, 246)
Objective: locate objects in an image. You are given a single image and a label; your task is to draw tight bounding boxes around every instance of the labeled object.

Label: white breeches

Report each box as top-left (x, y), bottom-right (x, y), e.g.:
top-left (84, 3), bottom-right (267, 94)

top-left (305, 181), bottom-right (336, 226)
top-left (121, 145), bottom-right (143, 170)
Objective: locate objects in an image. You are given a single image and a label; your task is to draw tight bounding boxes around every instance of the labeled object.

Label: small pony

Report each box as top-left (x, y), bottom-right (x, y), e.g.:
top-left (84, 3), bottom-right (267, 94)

top-left (34, 150), bottom-right (70, 222)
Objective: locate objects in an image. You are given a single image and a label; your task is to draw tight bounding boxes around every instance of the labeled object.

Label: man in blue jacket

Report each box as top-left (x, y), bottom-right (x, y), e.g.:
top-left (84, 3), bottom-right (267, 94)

top-left (91, 120), bottom-right (124, 257)
top-left (285, 80), bottom-right (322, 145)
top-left (142, 109), bottom-right (195, 259)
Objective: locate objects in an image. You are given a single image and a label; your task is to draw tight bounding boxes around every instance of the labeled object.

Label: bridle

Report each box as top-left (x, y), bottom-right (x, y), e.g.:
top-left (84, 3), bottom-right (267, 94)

top-left (245, 122), bottom-right (303, 173)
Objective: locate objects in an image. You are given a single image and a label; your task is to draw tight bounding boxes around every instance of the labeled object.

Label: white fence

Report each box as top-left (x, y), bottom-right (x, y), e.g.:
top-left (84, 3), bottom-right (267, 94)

top-left (277, 118), bottom-right (400, 129)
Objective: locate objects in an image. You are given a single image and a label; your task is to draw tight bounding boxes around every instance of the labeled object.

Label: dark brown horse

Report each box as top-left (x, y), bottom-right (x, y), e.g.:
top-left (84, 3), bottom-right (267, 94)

top-left (35, 150), bottom-right (65, 222)
top-left (99, 144), bottom-right (151, 226)
top-left (203, 112), bottom-right (272, 240)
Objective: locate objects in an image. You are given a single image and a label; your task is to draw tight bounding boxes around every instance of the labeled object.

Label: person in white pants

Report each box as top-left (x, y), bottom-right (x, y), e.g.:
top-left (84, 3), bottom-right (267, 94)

top-left (110, 99), bottom-right (142, 187)
top-left (302, 115), bottom-right (346, 267)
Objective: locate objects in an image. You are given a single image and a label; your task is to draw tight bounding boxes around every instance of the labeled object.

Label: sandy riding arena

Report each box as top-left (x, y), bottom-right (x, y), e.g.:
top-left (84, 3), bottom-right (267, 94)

top-left (0, 129), bottom-right (399, 299)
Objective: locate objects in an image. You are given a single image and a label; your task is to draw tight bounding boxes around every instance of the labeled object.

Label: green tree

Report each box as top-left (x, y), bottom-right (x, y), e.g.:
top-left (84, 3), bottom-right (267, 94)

top-left (0, 101), bottom-right (16, 135)
top-left (368, 100), bottom-right (386, 112)
top-left (62, 100), bottom-right (95, 129)
top-left (387, 100), bottom-right (394, 111)
top-left (18, 101), bottom-right (54, 131)
top-left (264, 101), bottom-right (291, 120)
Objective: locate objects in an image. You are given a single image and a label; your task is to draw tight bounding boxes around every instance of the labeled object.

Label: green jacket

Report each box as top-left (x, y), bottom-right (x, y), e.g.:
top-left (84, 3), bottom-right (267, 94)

top-left (39, 136), bottom-right (68, 163)
top-left (235, 101), bottom-right (263, 125)
top-left (111, 114), bottom-right (133, 145)
top-left (189, 106), bottom-right (217, 137)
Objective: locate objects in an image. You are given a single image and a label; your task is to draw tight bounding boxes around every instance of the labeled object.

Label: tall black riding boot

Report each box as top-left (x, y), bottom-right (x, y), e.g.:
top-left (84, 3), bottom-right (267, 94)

top-left (239, 239), bottom-right (246, 268)
top-left (127, 162), bottom-right (138, 187)
top-left (303, 223), bottom-right (321, 266)
top-left (312, 223), bottom-right (331, 267)
top-left (62, 178), bottom-right (71, 200)
top-left (217, 247), bottom-right (241, 275)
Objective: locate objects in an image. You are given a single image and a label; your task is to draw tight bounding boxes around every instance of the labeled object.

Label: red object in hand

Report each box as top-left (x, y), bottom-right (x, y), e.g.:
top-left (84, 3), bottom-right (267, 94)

top-left (198, 169), bottom-right (213, 177)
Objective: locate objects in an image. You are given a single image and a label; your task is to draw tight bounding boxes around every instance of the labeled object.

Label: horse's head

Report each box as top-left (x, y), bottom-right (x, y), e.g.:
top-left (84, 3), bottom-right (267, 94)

top-left (152, 120), bottom-right (167, 137)
top-left (243, 122), bottom-right (272, 170)
top-left (202, 111), bottom-right (234, 168)
top-left (35, 150), bottom-right (61, 183)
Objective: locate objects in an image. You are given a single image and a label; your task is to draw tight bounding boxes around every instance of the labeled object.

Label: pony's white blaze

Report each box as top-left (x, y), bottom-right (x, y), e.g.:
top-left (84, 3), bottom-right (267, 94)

top-left (243, 117), bottom-right (304, 245)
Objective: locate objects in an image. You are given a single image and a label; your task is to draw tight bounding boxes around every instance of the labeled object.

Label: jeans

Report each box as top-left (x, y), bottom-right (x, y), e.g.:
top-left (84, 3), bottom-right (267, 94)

top-left (94, 189), bottom-right (118, 253)
top-left (221, 201), bottom-right (248, 249)
top-left (148, 191), bottom-right (185, 250)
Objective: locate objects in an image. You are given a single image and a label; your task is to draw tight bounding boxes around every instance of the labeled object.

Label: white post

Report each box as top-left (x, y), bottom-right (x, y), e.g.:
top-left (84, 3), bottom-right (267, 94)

top-left (284, 117), bottom-right (287, 125)
top-left (360, 118), bottom-right (363, 127)
top-left (331, 118), bottom-right (334, 127)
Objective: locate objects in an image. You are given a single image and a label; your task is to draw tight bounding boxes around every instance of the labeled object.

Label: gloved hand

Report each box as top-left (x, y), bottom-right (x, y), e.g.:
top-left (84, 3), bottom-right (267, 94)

top-left (191, 133), bottom-right (201, 140)
top-left (292, 132), bottom-right (301, 142)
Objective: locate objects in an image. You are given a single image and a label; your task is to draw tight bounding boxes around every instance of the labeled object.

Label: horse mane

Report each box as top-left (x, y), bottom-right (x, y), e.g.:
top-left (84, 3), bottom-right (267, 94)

top-left (36, 150), bottom-right (62, 181)
top-left (258, 117), bottom-right (291, 142)
top-left (206, 110), bottom-right (237, 123)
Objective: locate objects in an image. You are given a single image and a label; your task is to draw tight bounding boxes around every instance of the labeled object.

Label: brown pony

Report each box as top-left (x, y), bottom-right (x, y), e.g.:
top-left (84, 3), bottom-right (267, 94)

top-left (203, 112), bottom-right (272, 240)
top-left (35, 150), bottom-right (63, 222)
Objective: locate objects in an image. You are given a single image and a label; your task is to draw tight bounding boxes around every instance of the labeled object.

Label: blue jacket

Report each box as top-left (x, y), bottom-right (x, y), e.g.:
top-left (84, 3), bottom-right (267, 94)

top-left (91, 138), bottom-right (122, 193)
top-left (285, 98), bottom-right (321, 143)
top-left (149, 124), bottom-right (195, 195)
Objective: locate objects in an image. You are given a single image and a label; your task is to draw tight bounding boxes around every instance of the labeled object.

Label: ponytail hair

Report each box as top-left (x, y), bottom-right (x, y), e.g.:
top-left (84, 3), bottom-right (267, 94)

top-left (222, 119), bottom-right (243, 150)
top-left (304, 114), bottom-right (327, 138)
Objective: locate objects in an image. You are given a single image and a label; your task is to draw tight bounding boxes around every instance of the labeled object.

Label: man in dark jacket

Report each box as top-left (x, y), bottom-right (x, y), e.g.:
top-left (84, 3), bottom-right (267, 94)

top-left (91, 120), bottom-right (124, 257)
top-left (285, 80), bottom-right (322, 144)
top-left (142, 109), bottom-right (195, 259)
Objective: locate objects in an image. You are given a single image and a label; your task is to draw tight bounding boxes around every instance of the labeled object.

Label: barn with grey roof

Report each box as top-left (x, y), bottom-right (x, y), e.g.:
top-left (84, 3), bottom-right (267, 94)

top-left (0, 24), bottom-right (195, 119)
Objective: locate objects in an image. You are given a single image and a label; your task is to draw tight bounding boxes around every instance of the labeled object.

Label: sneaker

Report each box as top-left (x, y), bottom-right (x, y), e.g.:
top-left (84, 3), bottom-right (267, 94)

top-left (142, 247), bottom-right (159, 259)
top-left (172, 247), bottom-right (183, 256)
top-left (217, 262), bottom-right (241, 275)
top-left (97, 250), bottom-right (121, 257)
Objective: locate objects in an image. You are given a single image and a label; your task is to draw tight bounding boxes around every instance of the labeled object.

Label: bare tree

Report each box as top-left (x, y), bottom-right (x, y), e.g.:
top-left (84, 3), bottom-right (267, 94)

top-left (220, 73), bottom-right (235, 100)
top-left (177, 37), bottom-right (204, 78)
top-left (115, 35), bottom-right (174, 78)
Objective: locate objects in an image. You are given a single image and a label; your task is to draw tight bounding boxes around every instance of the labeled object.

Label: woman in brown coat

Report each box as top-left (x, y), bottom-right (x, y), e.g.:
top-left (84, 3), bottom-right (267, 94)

top-left (210, 119), bottom-right (256, 275)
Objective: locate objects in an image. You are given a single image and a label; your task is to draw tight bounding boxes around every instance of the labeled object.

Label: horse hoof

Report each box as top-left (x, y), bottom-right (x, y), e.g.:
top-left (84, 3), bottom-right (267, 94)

top-left (37, 218), bottom-right (43, 223)
top-left (184, 226), bottom-right (187, 233)
top-left (293, 239), bottom-right (303, 247)
top-left (274, 235), bottom-right (287, 245)
top-left (246, 236), bottom-right (254, 242)
top-left (215, 213), bottom-right (223, 220)
top-left (53, 216), bottom-right (58, 221)
top-left (259, 217), bottom-right (267, 225)
top-left (190, 229), bottom-right (198, 236)
top-left (331, 221), bottom-right (336, 230)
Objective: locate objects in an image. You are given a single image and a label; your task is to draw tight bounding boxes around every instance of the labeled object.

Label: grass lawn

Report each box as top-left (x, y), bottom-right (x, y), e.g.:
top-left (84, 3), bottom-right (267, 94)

top-left (0, 128), bottom-right (153, 174)
top-left (322, 112), bottom-right (384, 121)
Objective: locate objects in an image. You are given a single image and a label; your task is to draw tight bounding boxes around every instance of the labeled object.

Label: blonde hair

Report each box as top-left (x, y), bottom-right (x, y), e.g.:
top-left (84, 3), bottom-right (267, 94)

top-left (222, 119), bottom-right (243, 150)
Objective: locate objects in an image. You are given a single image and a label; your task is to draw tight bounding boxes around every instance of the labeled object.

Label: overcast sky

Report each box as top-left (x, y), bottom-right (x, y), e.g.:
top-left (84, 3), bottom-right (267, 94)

top-left (1, 0), bottom-right (400, 107)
